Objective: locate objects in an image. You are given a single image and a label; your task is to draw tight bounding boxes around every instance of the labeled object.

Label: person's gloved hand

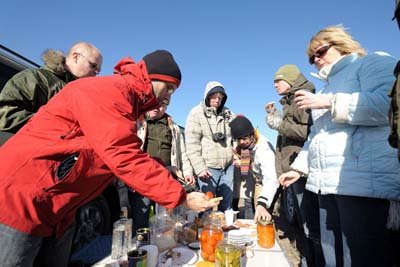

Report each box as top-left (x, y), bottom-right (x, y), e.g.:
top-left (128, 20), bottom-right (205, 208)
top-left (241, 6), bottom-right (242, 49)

top-left (266, 109), bottom-right (282, 130)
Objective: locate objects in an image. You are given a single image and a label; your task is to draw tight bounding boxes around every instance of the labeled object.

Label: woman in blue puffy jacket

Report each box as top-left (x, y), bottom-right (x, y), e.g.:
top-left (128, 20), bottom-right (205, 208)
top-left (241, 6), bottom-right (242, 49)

top-left (279, 25), bottom-right (400, 267)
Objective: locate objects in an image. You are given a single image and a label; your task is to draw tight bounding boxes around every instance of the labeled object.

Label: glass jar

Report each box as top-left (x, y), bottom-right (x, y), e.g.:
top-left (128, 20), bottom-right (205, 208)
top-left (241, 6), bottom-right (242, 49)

top-left (199, 216), bottom-right (224, 262)
top-left (215, 242), bottom-right (241, 267)
top-left (174, 219), bottom-right (198, 245)
top-left (149, 212), bottom-right (177, 252)
top-left (257, 219), bottom-right (275, 249)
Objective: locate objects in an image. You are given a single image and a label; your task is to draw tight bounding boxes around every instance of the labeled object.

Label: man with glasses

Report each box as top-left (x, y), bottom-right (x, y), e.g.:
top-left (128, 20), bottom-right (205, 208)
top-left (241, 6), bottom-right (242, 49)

top-left (229, 115), bottom-right (278, 221)
top-left (0, 42), bottom-right (102, 133)
top-left (185, 81), bottom-right (235, 211)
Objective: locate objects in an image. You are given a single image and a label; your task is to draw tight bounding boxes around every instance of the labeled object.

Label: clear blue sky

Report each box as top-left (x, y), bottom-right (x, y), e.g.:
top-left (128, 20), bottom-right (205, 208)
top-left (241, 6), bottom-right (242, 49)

top-left (2, 0), bottom-right (400, 145)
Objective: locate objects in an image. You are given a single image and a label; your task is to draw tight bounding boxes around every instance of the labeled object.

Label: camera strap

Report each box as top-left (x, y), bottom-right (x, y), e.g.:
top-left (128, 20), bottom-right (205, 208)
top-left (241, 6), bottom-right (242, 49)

top-left (204, 113), bottom-right (226, 138)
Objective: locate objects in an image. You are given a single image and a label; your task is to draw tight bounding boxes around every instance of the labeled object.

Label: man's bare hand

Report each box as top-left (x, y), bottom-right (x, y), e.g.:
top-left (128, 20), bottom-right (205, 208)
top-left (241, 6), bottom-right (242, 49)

top-left (184, 175), bottom-right (195, 185)
top-left (184, 192), bottom-right (213, 212)
top-left (254, 205), bottom-right (272, 221)
top-left (198, 169), bottom-right (212, 179)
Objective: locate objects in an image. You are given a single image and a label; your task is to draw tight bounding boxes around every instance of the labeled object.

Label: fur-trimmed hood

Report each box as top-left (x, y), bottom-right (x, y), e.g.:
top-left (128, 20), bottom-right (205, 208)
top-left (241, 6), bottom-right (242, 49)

top-left (41, 49), bottom-right (67, 75)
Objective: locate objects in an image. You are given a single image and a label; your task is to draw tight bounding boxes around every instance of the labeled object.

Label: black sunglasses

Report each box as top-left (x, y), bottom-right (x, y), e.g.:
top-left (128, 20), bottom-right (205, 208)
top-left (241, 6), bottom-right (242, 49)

top-left (78, 53), bottom-right (99, 71)
top-left (309, 44), bottom-right (332, 64)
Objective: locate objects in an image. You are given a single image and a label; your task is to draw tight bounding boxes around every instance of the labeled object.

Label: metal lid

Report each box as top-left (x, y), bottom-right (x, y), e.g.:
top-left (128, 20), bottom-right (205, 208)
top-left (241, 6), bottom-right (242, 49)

top-left (257, 218), bottom-right (274, 225)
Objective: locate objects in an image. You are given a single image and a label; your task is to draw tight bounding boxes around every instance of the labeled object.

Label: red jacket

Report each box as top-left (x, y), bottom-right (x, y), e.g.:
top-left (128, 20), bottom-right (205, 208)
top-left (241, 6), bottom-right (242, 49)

top-left (0, 58), bottom-right (186, 237)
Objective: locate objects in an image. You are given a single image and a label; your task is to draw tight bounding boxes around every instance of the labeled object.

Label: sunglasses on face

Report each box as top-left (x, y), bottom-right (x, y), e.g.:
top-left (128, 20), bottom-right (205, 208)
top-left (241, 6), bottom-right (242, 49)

top-left (309, 44), bottom-right (332, 64)
top-left (78, 53), bottom-right (99, 71)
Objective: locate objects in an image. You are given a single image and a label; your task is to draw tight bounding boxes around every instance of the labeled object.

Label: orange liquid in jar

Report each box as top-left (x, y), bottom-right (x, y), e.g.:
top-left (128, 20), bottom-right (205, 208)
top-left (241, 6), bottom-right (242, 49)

top-left (200, 225), bottom-right (224, 262)
top-left (257, 220), bottom-right (275, 249)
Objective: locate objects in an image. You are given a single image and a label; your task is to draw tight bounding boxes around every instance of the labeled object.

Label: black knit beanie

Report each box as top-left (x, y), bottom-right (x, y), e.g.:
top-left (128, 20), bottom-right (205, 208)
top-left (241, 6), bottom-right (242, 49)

top-left (142, 50), bottom-right (182, 87)
top-left (229, 115), bottom-right (254, 139)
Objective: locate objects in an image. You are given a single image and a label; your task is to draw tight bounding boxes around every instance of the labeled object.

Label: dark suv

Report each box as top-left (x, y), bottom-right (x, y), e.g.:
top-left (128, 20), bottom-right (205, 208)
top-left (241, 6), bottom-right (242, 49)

top-left (0, 44), bottom-right (120, 253)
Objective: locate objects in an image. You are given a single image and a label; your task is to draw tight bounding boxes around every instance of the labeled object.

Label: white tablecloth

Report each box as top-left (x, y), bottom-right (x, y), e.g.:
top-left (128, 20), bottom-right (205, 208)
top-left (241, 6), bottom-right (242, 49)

top-left (92, 220), bottom-right (291, 267)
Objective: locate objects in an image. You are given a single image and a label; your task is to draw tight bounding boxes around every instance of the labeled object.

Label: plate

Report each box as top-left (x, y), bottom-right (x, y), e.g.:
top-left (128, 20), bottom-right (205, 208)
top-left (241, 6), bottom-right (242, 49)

top-left (228, 228), bottom-right (253, 238)
top-left (158, 247), bottom-right (199, 267)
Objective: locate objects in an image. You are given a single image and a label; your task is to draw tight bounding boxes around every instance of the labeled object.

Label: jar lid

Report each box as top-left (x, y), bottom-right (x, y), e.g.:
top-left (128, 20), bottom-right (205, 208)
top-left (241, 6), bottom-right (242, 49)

top-left (257, 218), bottom-right (273, 225)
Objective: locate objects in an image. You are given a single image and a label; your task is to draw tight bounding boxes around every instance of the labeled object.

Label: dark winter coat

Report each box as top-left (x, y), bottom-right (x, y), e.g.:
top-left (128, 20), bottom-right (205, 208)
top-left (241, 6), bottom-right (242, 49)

top-left (0, 49), bottom-right (75, 133)
top-left (275, 73), bottom-right (315, 176)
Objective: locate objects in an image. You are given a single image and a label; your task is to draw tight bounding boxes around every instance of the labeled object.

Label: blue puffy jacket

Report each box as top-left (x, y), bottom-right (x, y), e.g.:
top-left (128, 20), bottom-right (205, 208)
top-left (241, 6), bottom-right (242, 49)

top-left (292, 52), bottom-right (400, 201)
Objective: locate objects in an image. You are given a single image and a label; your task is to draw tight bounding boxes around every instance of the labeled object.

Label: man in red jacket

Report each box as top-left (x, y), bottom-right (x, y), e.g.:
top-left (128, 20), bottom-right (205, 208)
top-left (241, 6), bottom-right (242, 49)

top-left (0, 50), bottom-right (215, 267)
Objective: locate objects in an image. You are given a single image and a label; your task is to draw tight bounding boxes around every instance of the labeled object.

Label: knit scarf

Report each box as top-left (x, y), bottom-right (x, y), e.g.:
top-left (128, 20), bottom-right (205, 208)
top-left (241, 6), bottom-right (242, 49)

top-left (240, 142), bottom-right (255, 177)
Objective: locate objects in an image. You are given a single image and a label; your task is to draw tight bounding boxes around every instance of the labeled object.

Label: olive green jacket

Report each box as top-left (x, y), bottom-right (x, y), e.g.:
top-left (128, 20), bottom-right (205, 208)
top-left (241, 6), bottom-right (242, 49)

top-left (0, 50), bottom-right (74, 133)
top-left (275, 73), bottom-right (315, 176)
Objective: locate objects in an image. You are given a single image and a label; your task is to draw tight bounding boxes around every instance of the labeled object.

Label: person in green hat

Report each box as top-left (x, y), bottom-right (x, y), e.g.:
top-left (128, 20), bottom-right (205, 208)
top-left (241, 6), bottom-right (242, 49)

top-left (266, 64), bottom-right (323, 267)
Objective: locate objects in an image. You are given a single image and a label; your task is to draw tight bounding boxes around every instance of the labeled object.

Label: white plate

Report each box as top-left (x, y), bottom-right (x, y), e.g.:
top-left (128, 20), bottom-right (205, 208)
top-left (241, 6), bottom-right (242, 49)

top-left (158, 247), bottom-right (198, 267)
top-left (228, 229), bottom-right (253, 238)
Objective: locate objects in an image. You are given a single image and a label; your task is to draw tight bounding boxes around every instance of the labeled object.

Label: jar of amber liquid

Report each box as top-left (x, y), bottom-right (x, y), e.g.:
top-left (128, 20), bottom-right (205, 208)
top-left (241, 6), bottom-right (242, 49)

top-left (215, 242), bottom-right (241, 267)
top-left (199, 217), bottom-right (224, 262)
top-left (257, 219), bottom-right (275, 249)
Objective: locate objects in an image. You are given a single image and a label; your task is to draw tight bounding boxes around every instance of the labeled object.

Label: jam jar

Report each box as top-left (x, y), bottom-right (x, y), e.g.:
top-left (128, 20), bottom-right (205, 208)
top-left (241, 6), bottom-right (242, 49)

top-left (199, 214), bottom-right (224, 262)
top-left (257, 218), bottom-right (275, 249)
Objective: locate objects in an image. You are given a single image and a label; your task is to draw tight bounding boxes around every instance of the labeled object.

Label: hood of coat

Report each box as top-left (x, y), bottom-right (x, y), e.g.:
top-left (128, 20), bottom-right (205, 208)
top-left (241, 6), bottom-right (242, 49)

top-left (114, 57), bottom-right (160, 114)
top-left (202, 81), bottom-right (227, 114)
top-left (41, 49), bottom-right (75, 82)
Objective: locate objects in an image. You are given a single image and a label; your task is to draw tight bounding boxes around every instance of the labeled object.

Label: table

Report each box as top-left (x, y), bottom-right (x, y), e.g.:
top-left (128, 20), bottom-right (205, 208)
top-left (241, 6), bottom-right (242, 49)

top-left (92, 220), bottom-right (291, 267)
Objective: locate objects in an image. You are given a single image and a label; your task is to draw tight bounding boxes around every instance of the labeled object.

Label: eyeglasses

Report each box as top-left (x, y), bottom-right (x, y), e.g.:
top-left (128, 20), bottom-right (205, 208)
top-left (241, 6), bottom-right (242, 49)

top-left (78, 53), bottom-right (99, 71)
top-left (309, 44), bottom-right (332, 64)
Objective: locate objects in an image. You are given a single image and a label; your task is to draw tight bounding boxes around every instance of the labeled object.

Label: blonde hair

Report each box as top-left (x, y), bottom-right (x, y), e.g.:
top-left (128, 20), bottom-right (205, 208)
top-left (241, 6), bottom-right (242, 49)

top-left (306, 25), bottom-right (366, 58)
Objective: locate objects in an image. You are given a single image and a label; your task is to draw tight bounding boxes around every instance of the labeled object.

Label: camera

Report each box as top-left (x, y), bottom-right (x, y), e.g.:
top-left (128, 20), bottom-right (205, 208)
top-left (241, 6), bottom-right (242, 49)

top-left (212, 132), bottom-right (226, 142)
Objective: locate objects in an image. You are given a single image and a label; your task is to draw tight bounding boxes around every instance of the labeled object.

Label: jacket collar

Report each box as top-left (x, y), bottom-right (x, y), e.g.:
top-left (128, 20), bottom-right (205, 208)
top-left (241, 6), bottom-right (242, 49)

top-left (113, 57), bottom-right (160, 113)
top-left (280, 73), bottom-right (315, 105)
top-left (328, 53), bottom-right (358, 77)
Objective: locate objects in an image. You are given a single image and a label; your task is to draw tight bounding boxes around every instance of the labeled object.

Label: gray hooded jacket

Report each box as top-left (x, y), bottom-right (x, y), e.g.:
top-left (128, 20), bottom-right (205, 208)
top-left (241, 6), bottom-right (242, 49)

top-left (185, 81), bottom-right (235, 175)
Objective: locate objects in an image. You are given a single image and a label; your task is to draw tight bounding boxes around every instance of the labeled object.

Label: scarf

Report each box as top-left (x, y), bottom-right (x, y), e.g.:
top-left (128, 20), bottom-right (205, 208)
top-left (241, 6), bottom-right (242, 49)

top-left (240, 141), bottom-right (256, 177)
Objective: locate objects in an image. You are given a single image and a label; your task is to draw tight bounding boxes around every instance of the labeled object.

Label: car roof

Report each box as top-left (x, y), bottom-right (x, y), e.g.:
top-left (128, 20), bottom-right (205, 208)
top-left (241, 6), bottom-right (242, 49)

top-left (0, 44), bottom-right (40, 91)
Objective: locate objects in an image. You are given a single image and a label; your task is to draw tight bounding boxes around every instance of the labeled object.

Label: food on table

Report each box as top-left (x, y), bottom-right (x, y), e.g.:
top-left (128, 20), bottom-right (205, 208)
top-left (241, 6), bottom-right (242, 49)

top-left (196, 261), bottom-right (215, 267)
top-left (233, 219), bottom-right (256, 229)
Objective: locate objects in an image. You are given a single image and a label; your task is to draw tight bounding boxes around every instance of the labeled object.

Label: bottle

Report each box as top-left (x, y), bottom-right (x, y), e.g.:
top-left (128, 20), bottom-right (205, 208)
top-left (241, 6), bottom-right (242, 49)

top-left (199, 211), bottom-right (224, 262)
top-left (257, 219), bottom-right (275, 249)
top-left (111, 207), bottom-right (132, 264)
top-left (149, 208), bottom-right (177, 252)
top-left (119, 207), bottom-right (133, 251)
top-left (111, 220), bottom-right (126, 260)
top-left (175, 218), bottom-right (198, 245)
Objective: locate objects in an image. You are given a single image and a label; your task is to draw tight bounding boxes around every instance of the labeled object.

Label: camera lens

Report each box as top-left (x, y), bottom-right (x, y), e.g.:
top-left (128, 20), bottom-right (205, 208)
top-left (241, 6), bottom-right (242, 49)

top-left (212, 132), bottom-right (226, 142)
